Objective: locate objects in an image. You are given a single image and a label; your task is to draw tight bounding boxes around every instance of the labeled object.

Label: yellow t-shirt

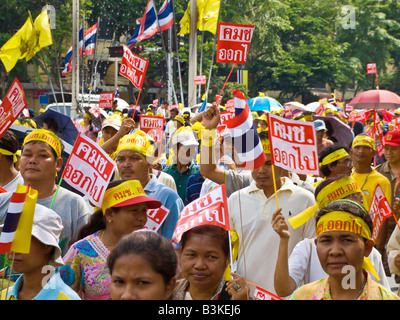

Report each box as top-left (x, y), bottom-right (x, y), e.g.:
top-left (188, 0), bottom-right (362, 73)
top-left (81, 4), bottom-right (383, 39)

top-left (351, 169), bottom-right (392, 210)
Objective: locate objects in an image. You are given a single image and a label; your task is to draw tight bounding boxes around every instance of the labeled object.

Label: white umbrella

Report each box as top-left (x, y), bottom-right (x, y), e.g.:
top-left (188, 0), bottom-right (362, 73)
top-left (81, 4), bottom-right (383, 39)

top-left (305, 101), bottom-right (336, 113)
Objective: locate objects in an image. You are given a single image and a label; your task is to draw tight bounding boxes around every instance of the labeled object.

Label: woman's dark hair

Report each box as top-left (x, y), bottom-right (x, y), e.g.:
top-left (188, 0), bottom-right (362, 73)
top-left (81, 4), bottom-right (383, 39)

top-left (318, 144), bottom-right (349, 177)
top-left (68, 180), bottom-right (125, 246)
top-left (180, 225), bottom-right (230, 258)
top-left (316, 199), bottom-right (373, 240)
top-left (107, 230), bottom-right (177, 286)
top-left (43, 118), bottom-right (59, 134)
top-left (0, 130), bottom-right (19, 162)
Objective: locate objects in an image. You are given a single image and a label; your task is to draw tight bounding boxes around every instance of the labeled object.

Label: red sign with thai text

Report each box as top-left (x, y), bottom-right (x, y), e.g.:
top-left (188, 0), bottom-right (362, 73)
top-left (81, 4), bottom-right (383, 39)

top-left (62, 133), bottom-right (116, 207)
top-left (140, 115), bottom-right (164, 143)
top-left (172, 185), bottom-right (229, 247)
top-left (120, 45), bottom-right (149, 89)
top-left (369, 184), bottom-right (393, 242)
top-left (99, 93), bottom-right (113, 108)
top-left (267, 113), bottom-right (319, 176)
top-left (216, 22), bottom-right (255, 65)
top-left (0, 78), bottom-right (28, 139)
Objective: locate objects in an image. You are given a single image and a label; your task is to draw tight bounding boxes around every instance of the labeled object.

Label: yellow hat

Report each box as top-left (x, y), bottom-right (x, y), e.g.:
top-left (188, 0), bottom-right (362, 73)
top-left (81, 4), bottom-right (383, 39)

top-left (174, 116), bottom-right (185, 125)
top-left (116, 130), bottom-right (155, 158)
top-left (352, 134), bottom-right (375, 150)
top-left (261, 137), bottom-right (270, 154)
top-left (22, 129), bottom-right (62, 158)
top-left (257, 114), bottom-right (268, 122)
top-left (101, 180), bottom-right (161, 213)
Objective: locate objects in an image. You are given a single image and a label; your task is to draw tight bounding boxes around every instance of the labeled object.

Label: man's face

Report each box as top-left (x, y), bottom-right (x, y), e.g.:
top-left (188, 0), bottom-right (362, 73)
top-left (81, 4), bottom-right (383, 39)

top-left (19, 142), bottom-right (62, 183)
top-left (251, 154), bottom-right (283, 190)
top-left (116, 150), bottom-right (150, 183)
top-left (383, 144), bottom-right (400, 164)
top-left (102, 126), bottom-right (118, 142)
top-left (350, 145), bottom-right (375, 166)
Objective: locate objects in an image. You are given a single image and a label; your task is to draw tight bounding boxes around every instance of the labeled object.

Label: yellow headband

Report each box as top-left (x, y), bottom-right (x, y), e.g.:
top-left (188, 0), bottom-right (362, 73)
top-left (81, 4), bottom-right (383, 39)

top-left (320, 148), bottom-right (349, 167)
top-left (316, 211), bottom-right (371, 239)
top-left (22, 129), bottom-right (62, 158)
top-left (116, 130), bottom-right (154, 158)
top-left (0, 148), bottom-right (18, 162)
top-left (83, 113), bottom-right (91, 119)
top-left (101, 180), bottom-right (158, 213)
top-left (352, 135), bottom-right (375, 150)
top-left (288, 176), bottom-right (362, 229)
top-left (261, 138), bottom-right (270, 154)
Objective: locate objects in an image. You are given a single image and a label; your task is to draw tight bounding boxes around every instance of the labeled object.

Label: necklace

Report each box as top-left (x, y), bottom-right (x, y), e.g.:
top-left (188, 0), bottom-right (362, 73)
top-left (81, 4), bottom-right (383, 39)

top-left (360, 169), bottom-right (372, 191)
top-left (355, 274), bottom-right (367, 300)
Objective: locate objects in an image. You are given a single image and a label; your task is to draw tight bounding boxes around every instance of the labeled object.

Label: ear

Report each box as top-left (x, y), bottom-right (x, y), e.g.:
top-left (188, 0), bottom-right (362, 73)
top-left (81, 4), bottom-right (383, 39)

top-left (104, 208), bottom-right (114, 222)
top-left (55, 157), bottom-right (63, 173)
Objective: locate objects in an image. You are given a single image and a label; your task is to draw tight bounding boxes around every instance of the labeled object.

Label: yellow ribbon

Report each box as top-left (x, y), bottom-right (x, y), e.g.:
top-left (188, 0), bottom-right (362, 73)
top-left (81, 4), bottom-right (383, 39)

top-left (288, 176), bottom-right (363, 229)
top-left (315, 210), bottom-right (379, 281)
top-left (320, 148), bottom-right (349, 167)
top-left (0, 148), bottom-right (18, 162)
top-left (101, 180), bottom-right (147, 214)
top-left (22, 129), bottom-right (62, 158)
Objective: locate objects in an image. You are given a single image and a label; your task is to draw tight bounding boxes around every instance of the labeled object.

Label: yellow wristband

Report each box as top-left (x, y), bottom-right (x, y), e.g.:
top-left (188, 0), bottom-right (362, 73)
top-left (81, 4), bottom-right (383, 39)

top-left (201, 129), bottom-right (217, 147)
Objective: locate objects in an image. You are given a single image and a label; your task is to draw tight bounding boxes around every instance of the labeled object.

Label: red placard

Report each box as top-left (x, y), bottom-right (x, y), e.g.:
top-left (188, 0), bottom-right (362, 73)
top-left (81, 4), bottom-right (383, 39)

top-left (216, 22), bottom-right (255, 65)
top-left (369, 184), bottom-right (393, 242)
top-left (145, 205), bottom-right (170, 232)
top-left (0, 78), bottom-right (28, 139)
top-left (99, 93), bottom-right (113, 108)
top-left (62, 133), bottom-right (116, 207)
top-left (367, 63), bottom-right (377, 74)
top-left (172, 185), bottom-right (229, 247)
top-left (267, 113), bottom-right (319, 176)
top-left (120, 45), bottom-right (149, 89)
top-left (194, 75), bottom-right (206, 85)
top-left (140, 115), bottom-right (164, 143)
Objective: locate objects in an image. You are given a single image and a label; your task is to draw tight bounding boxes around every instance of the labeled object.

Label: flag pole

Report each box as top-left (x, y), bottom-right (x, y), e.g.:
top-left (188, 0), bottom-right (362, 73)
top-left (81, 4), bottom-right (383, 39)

top-left (217, 63), bottom-right (236, 105)
top-left (3, 251), bottom-right (15, 299)
top-left (170, 0), bottom-right (185, 107)
top-left (271, 164), bottom-right (280, 208)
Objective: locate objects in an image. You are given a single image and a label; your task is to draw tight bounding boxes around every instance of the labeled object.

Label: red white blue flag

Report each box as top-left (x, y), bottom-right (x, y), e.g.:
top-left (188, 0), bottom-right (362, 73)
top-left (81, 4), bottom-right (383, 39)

top-left (224, 89), bottom-right (267, 170)
top-left (62, 21), bottom-right (84, 76)
top-left (84, 22), bottom-right (98, 56)
top-left (127, 0), bottom-right (160, 49)
top-left (0, 186), bottom-right (28, 253)
top-left (158, 0), bottom-right (174, 31)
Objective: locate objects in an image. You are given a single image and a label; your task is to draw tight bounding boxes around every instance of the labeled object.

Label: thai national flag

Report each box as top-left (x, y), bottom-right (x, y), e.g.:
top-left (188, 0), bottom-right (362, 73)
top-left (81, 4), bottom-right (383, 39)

top-left (158, 0), bottom-right (174, 32)
top-left (127, 0), bottom-right (160, 49)
top-left (84, 22), bottom-right (98, 56)
top-left (62, 21), bottom-right (84, 76)
top-left (114, 87), bottom-right (119, 99)
top-left (0, 188), bottom-right (28, 254)
top-left (224, 89), bottom-right (267, 170)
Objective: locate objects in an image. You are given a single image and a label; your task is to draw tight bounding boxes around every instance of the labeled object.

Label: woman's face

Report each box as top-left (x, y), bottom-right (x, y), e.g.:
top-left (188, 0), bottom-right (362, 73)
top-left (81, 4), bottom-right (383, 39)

top-left (8, 237), bottom-right (52, 274)
top-left (110, 253), bottom-right (175, 300)
top-left (315, 231), bottom-right (369, 280)
top-left (180, 233), bottom-right (229, 292)
top-left (107, 203), bottom-right (148, 236)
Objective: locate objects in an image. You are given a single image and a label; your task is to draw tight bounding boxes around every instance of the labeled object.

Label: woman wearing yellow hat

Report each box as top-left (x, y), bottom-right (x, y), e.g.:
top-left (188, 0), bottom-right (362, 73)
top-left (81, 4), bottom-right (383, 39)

top-left (61, 179), bottom-right (161, 300)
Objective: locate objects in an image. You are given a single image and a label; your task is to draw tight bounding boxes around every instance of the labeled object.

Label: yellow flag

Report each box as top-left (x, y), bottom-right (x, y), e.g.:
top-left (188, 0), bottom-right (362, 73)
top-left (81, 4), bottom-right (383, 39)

top-left (0, 16), bottom-right (34, 72)
top-left (178, 2), bottom-right (191, 35)
top-left (178, 0), bottom-right (221, 35)
top-left (197, 0), bottom-right (221, 34)
top-left (10, 185), bottom-right (38, 254)
top-left (26, 11), bottom-right (53, 61)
